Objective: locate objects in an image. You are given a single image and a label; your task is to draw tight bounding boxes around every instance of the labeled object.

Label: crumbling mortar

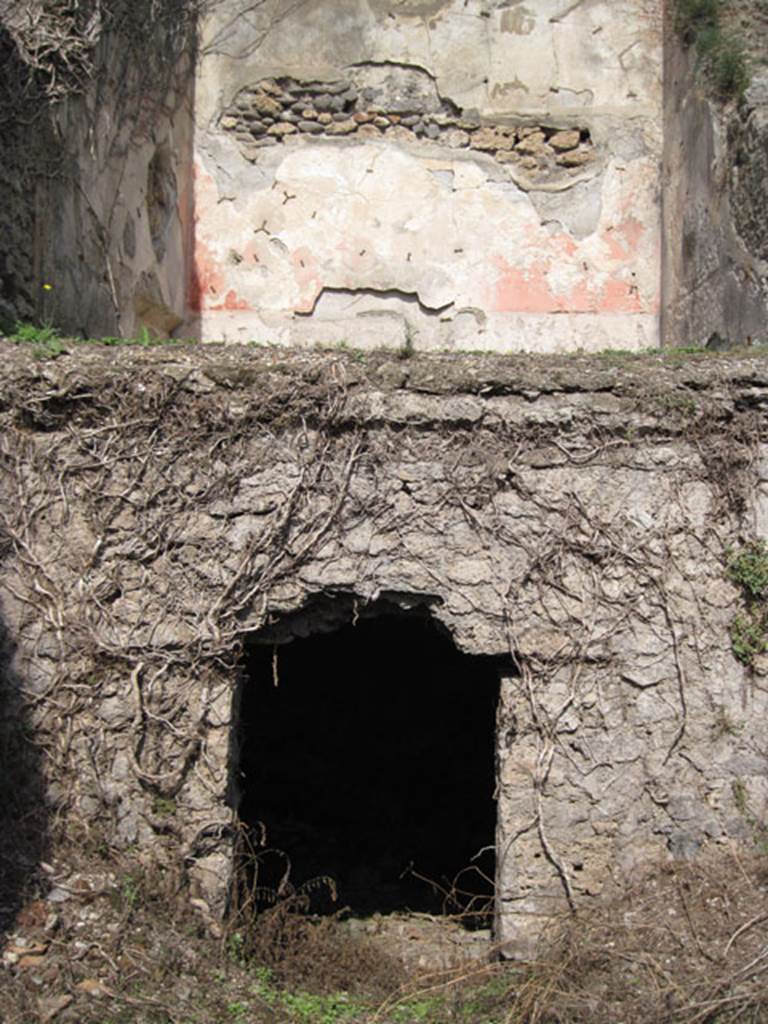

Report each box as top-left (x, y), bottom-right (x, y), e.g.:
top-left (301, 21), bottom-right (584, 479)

top-left (220, 76), bottom-right (595, 178)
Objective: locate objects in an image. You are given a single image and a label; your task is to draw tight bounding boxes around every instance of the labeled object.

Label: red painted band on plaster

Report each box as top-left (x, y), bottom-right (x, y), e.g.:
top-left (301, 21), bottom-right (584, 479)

top-left (189, 236), bottom-right (226, 312)
top-left (597, 278), bottom-right (643, 314)
top-left (210, 289), bottom-right (251, 312)
top-left (492, 256), bottom-right (645, 315)
top-left (603, 216), bottom-right (646, 262)
top-left (190, 246), bottom-right (251, 311)
top-left (493, 259), bottom-right (556, 314)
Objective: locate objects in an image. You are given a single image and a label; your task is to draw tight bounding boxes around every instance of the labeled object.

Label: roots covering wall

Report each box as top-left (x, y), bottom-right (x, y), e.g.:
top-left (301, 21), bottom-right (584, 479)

top-left (1, 342), bottom-right (768, 954)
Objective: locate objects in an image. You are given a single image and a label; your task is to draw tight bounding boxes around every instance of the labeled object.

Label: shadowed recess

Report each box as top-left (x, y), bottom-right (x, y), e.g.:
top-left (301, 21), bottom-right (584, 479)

top-left (239, 611), bottom-right (500, 921)
top-left (0, 608), bottom-right (49, 940)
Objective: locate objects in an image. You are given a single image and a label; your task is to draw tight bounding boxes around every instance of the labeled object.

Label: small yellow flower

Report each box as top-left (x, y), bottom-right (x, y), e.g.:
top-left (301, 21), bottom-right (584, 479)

top-left (42, 283), bottom-right (53, 291)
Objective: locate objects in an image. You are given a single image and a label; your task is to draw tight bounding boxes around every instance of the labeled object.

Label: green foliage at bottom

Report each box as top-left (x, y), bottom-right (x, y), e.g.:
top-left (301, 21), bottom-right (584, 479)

top-left (7, 320), bottom-right (196, 359)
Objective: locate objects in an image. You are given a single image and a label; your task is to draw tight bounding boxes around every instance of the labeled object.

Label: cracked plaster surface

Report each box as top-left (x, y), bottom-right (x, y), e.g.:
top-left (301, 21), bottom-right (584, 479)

top-left (191, 0), bottom-right (664, 351)
top-left (198, 0), bottom-right (662, 122)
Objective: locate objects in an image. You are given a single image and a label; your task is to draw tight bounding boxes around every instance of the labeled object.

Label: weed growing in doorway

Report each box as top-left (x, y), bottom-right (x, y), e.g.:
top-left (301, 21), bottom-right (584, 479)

top-left (228, 825), bottom-right (403, 998)
top-left (403, 858), bottom-right (495, 931)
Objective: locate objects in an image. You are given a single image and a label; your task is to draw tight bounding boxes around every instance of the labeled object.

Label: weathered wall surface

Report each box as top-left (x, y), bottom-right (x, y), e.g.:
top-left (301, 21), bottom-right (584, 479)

top-left (0, 19), bottom-right (57, 331)
top-left (190, 0), bottom-right (664, 352)
top-left (662, 34), bottom-right (768, 347)
top-left (7, 3), bottom-right (768, 351)
top-left (41, 68), bottom-right (193, 339)
top-left (45, 65), bottom-right (194, 339)
top-left (2, 343), bottom-right (767, 954)
top-left (0, 10), bottom-right (194, 339)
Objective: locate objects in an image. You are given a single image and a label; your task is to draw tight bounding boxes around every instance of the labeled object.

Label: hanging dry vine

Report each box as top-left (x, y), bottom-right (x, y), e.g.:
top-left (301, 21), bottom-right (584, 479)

top-left (0, 342), bottom-right (766, 919)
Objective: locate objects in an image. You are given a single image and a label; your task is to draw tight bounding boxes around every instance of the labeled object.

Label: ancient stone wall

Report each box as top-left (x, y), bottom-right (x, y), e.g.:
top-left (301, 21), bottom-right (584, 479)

top-left (8, 1), bottom-right (768, 351)
top-left (190, 0), bottom-right (664, 352)
top-left (0, 20), bottom-right (57, 331)
top-left (661, 17), bottom-right (768, 348)
top-left (0, 7), bottom-right (195, 339)
top-left (1, 342), bottom-right (767, 953)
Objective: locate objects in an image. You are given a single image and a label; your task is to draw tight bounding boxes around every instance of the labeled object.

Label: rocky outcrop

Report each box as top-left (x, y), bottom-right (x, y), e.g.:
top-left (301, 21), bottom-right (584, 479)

top-left (662, 21), bottom-right (768, 348)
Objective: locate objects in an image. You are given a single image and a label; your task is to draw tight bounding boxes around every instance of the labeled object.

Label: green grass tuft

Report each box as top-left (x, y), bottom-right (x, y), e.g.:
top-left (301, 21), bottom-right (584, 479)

top-left (7, 321), bottom-right (198, 355)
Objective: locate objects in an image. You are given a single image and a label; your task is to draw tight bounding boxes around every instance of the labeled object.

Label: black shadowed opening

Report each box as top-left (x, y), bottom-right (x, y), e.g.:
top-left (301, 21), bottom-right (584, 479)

top-left (238, 608), bottom-right (500, 924)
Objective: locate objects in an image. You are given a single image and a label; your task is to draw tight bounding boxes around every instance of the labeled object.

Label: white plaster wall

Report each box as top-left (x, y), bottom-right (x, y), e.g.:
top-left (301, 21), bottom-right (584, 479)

top-left (189, 0), bottom-right (664, 352)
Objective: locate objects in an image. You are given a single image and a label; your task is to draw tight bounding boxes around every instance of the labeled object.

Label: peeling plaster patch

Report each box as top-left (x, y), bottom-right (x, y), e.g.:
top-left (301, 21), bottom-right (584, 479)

top-left (348, 60), bottom-right (445, 113)
top-left (528, 175), bottom-right (604, 240)
top-left (548, 86), bottom-right (594, 107)
top-left (191, 138), bottom-right (659, 346)
top-left (289, 309), bottom-right (408, 350)
top-left (608, 124), bottom-right (653, 163)
top-left (429, 168), bottom-right (455, 189)
top-left (490, 77), bottom-right (530, 99)
top-left (297, 286), bottom-right (455, 318)
top-left (369, 0), bottom-right (454, 17)
top-left (192, 0), bottom-right (664, 351)
top-left (500, 6), bottom-right (536, 35)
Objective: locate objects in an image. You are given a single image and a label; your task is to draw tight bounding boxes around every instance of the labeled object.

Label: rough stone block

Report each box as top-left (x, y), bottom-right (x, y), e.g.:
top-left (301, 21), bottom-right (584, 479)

top-left (267, 122), bottom-right (297, 136)
top-left (471, 127), bottom-right (515, 152)
top-left (444, 128), bottom-right (470, 148)
top-left (549, 129), bottom-right (581, 151)
top-left (515, 131), bottom-right (546, 154)
top-left (556, 147), bottom-right (592, 167)
top-left (325, 119), bottom-right (358, 135)
top-left (249, 93), bottom-right (283, 118)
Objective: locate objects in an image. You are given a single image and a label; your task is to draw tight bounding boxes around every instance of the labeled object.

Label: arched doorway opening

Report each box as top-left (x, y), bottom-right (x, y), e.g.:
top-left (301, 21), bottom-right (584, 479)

top-left (237, 598), bottom-right (501, 925)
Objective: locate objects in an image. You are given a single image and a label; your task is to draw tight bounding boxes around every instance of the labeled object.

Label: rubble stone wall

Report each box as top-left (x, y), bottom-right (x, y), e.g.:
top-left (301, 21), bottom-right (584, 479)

top-left (2, 343), bottom-right (767, 953)
top-left (9, 1), bottom-right (768, 351)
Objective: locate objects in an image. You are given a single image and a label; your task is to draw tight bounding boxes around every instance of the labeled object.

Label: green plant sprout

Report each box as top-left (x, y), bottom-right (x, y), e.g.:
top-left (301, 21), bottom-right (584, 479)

top-left (727, 541), bottom-right (768, 665)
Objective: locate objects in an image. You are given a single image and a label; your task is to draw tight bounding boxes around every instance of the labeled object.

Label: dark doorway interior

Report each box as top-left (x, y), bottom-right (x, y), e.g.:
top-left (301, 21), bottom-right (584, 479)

top-left (239, 611), bottom-right (500, 921)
